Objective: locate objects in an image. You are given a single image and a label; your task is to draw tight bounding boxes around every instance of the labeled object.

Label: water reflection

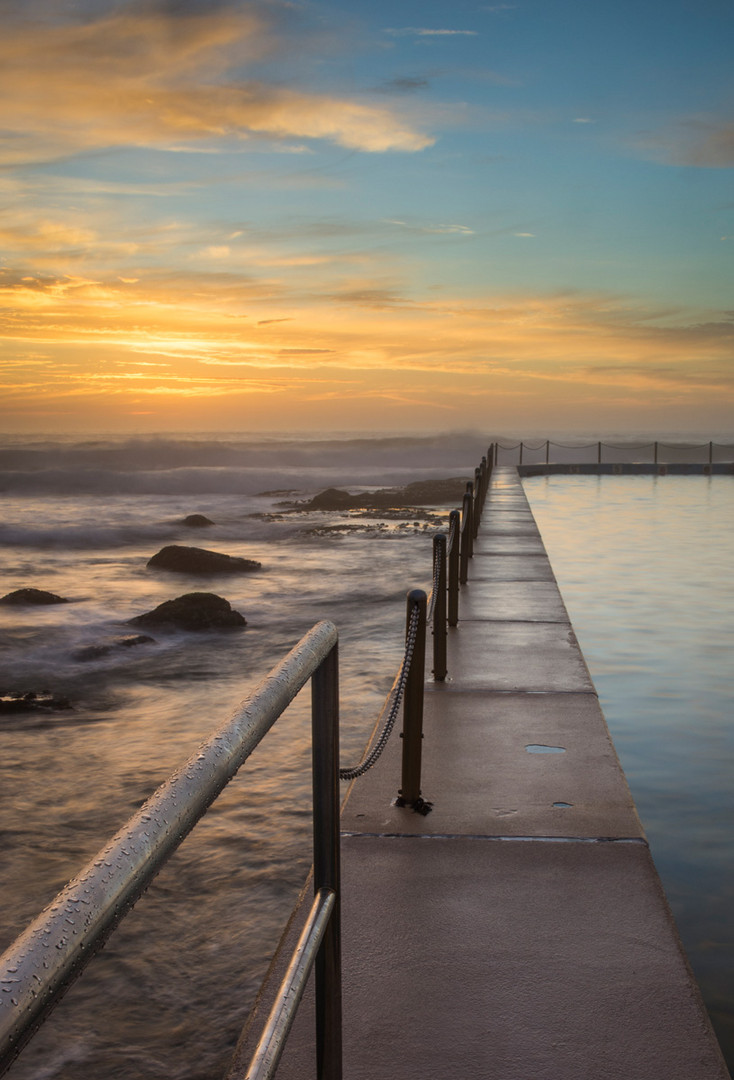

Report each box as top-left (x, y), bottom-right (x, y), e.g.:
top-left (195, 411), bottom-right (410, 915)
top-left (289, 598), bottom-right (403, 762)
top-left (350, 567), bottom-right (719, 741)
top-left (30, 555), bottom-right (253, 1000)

top-left (524, 474), bottom-right (734, 1069)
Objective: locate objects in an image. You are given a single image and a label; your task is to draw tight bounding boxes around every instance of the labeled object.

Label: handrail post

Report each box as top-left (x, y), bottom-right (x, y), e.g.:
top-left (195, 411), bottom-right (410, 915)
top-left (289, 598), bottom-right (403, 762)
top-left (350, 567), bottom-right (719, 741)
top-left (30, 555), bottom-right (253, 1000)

top-left (465, 481), bottom-right (475, 556)
top-left (432, 534), bottom-right (447, 680)
top-left (311, 645), bottom-right (342, 1080)
top-left (448, 509), bottom-right (460, 626)
top-left (473, 467), bottom-right (482, 537)
top-left (460, 490), bottom-right (472, 583)
top-left (398, 590), bottom-right (427, 809)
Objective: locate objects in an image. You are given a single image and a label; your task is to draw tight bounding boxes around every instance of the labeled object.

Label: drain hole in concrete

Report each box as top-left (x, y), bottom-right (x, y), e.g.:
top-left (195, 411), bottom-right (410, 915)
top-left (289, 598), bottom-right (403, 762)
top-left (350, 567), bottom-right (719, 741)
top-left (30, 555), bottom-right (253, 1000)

top-left (525, 744), bottom-right (566, 754)
top-left (553, 801), bottom-right (573, 808)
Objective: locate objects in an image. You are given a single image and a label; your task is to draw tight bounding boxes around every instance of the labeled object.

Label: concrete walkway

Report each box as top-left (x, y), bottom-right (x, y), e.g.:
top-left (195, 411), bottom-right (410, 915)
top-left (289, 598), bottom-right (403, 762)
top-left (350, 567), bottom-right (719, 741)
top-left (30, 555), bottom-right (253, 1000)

top-left (231, 466), bottom-right (730, 1080)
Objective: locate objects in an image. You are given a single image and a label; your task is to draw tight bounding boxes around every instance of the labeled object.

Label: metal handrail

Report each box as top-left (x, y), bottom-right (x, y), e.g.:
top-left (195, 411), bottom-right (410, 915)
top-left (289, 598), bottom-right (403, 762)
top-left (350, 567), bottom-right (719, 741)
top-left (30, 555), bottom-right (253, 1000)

top-left (244, 888), bottom-right (336, 1080)
top-left (0, 621), bottom-right (342, 1080)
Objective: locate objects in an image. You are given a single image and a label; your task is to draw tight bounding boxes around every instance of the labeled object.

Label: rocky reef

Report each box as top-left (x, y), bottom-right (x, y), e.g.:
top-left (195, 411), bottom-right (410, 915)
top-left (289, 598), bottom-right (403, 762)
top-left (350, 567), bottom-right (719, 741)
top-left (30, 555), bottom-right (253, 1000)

top-left (0, 588), bottom-right (69, 605)
top-left (129, 592), bottom-right (246, 631)
top-left (147, 545), bottom-right (261, 575)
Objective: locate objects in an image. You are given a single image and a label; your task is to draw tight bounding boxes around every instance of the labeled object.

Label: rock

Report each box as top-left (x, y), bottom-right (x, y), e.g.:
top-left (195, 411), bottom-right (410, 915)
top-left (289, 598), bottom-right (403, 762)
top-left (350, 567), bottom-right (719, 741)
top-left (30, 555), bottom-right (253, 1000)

top-left (129, 593), bottom-right (246, 631)
top-left (147, 545), bottom-right (261, 575)
top-left (306, 488), bottom-right (359, 510)
top-left (300, 477), bottom-right (470, 512)
top-left (399, 478), bottom-right (471, 504)
top-left (72, 634), bottom-right (155, 662)
top-left (0, 588), bottom-right (69, 605)
top-left (0, 691), bottom-right (73, 713)
top-left (180, 514), bottom-right (215, 527)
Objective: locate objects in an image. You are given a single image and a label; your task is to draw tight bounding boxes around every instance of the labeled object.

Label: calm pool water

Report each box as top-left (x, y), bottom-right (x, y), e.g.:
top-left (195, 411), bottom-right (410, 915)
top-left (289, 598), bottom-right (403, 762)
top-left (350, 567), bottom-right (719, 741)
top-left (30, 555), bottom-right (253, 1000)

top-left (524, 474), bottom-right (734, 1070)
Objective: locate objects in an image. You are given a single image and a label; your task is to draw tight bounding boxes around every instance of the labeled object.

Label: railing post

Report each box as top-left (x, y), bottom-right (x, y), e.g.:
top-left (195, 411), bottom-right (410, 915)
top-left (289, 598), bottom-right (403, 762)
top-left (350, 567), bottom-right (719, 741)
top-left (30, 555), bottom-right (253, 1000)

top-left (473, 467), bottom-right (482, 537)
top-left (460, 490), bottom-right (473, 583)
top-left (398, 590), bottom-right (427, 809)
top-left (448, 509), bottom-right (460, 626)
top-left (311, 645), bottom-right (342, 1080)
top-left (432, 534), bottom-right (447, 681)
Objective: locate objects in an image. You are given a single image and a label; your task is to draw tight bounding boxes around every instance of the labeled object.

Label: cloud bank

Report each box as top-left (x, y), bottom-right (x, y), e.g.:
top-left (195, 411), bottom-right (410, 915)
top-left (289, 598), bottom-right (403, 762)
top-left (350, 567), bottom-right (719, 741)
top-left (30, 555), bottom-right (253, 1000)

top-left (0, 2), bottom-right (434, 163)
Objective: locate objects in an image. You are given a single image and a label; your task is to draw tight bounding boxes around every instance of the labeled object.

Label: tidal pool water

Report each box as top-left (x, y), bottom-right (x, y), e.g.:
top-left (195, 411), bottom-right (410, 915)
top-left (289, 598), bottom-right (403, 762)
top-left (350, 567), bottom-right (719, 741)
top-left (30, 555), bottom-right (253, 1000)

top-left (523, 473), bottom-right (734, 1070)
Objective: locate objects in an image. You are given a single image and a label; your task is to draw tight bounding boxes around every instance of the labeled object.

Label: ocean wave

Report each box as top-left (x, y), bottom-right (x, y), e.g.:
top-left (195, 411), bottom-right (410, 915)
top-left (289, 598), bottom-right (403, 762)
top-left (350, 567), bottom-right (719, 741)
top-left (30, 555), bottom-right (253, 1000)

top-left (0, 521), bottom-right (175, 550)
top-left (0, 433), bottom-right (486, 495)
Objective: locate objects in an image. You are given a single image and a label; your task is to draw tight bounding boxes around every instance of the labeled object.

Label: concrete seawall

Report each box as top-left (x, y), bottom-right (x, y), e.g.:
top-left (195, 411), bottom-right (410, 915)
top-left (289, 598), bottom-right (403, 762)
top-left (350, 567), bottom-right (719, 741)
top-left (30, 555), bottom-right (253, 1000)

top-left (230, 465), bottom-right (730, 1079)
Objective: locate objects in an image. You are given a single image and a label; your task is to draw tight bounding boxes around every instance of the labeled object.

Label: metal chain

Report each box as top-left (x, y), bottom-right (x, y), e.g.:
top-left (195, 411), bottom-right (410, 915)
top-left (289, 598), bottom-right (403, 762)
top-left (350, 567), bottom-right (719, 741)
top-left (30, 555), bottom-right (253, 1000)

top-left (339, 601), bottom-right (421, 781)
top-left (447, 514), bottom-right (457, 553)
top-left (426, 533), bottom-right (443, 624)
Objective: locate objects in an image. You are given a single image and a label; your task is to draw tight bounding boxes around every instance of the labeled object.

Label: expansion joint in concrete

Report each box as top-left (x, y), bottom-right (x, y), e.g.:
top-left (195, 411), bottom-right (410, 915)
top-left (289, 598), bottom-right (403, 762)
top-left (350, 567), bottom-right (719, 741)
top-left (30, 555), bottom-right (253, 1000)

top-left (341, 831), bottom-right (649, 846)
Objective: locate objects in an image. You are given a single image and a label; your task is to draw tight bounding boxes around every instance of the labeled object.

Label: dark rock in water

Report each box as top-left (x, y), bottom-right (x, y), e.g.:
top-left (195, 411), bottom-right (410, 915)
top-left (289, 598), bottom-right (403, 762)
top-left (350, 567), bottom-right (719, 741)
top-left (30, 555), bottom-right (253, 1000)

top-left (147, 545), bottom-right (261, 575)
top-left (72, 634), bottom-right (155, 662)
top-left (398, 478), bottom-right (471, 504)
top-left (180, 514), bottom-right (215, 528)
top-left (300, 477), bottom-right (469, 512)
top-left (0, 691), bottom-right (73, 713)
top-left (0, 588), bottom-right (69, 606)
top-left (306, 487), bottom-right (359, 511)
top-left (129, 593), bottom-right (246, 631)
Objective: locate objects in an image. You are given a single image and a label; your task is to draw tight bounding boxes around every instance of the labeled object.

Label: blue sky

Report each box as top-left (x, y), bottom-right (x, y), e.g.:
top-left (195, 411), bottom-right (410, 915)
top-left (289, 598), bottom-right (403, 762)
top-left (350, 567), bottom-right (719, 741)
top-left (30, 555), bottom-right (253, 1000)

top-left (1, 0), bottom-right (732, 434)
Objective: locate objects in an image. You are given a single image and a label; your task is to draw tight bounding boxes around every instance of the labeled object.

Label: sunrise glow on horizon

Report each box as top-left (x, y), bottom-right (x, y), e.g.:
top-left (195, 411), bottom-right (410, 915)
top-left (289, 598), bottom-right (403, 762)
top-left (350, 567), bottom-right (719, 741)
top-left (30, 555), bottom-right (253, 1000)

top-left (1, 0), bottom-right (733, 436)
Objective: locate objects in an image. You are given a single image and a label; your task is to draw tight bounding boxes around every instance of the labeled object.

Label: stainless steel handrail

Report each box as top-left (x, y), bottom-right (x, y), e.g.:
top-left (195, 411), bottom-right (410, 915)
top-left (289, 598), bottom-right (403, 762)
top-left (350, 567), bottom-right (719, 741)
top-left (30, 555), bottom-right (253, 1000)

top-left (244, 887), bottom-right (336, 1080)
top-left (0, 620), bottom-right (341, 1078)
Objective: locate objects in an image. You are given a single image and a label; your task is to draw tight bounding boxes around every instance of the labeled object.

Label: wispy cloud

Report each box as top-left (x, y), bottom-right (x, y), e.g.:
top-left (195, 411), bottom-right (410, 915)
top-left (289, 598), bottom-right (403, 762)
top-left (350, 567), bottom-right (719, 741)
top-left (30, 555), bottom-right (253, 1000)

top-left (385, 28), bottom-right (478, 38)
top-left (632, 115), bottom-right (734, 168)
top-left (0, 3), bottom-right (435, 163)
top-left (383, 219), bottom-right (474, 235)
top-left (376, 76), bottom-right (432, 94)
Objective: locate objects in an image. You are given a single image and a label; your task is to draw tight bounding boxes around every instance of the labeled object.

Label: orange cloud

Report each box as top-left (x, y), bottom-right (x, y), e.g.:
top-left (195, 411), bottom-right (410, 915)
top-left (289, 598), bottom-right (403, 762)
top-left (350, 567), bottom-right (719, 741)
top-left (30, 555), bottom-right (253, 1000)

top-left (2, 262), bottom-right (732, 413)
top-left (0, 5), bottom-right (434, 163)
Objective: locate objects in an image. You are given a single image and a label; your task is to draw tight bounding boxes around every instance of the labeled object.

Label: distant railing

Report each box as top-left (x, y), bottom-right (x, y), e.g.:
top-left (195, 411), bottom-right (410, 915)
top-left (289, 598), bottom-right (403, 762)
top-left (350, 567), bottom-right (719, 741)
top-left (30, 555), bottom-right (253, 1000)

top-left (494, 440), bottom-right (734, 467)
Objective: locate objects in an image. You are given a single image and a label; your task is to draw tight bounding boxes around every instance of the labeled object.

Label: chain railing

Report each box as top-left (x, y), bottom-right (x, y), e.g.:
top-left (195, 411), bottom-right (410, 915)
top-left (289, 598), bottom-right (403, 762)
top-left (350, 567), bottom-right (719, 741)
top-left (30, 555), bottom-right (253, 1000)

top-left (338, 445), bottom-right (494, 811)
top-left (338, 600), bottom-right (422, 782)
top-left (493, 440), bottom-right (734, 467)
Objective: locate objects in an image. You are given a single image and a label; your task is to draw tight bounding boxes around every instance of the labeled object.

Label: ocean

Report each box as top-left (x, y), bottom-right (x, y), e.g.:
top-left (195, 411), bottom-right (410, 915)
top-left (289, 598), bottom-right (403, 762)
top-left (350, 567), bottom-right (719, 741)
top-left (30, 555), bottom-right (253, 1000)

top-left (0, 434), bottom-right (731, 1076)
top-left (0, 432), bottom-right (485, 1079)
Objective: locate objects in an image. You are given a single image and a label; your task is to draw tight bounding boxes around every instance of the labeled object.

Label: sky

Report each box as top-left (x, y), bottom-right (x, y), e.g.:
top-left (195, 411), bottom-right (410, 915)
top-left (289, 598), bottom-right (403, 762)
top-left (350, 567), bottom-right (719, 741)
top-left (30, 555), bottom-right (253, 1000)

top-left (1, 0), bottom-right (733, 437)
